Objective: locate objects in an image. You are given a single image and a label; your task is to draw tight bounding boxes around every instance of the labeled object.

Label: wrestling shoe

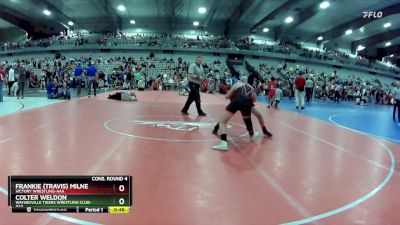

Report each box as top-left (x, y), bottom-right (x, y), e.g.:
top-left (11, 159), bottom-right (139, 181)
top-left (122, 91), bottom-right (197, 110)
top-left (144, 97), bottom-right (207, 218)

top-left (250, 131), bottom-right (261, 142)
top-left (211, 141), bottom-right (228, 151)
top-left (198, 112), bottom-right (207, 116)
top-left (263, 130), bottom-right (273, 138)
top-left (181, 111), bottom-right (189, 115)
top-left (212, 129), bottom-right (218, 135)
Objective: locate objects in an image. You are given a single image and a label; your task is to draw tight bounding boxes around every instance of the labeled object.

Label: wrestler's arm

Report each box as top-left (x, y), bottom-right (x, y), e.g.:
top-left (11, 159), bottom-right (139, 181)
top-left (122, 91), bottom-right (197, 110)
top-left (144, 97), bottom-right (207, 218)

top-left (225, 83), bottom-right (239, 99)
top-left (251, 89), bottom-right (256, 103)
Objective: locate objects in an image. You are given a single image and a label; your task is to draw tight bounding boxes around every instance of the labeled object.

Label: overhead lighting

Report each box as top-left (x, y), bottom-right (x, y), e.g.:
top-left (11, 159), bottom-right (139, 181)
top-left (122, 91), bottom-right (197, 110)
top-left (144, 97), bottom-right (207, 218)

top-left (198, 7), bottom-right (206, 14)
top-left (262, 27), bottom-right (269, 32)
top-left (43, 9), bottom-right (51, 16)
top-left (130, 20), bottom-right (136, 25)
top-left (68, 21), bottom-right (74, 26)
top-left (117, 5), bottom-right (126, 11)
top-left (285, 16), bottom-right (293, 24)
top-left (390, 54), bottom-right (394, 57)
top-left (385, 42), bottom-right (391, 47)
top-left (383, 22), bottom-right (391, 28)
top-left (193, 21), bottom-right (199, 26)
top-left (319, 1), bottom-right (330, 9)
top-left (359, 26), bottom-right (365, 32)
top-left (357, 45), bottom-right (365, 51)
top-left (345, 29), bottom-right (352, 35)
top-left (317, 36), bottom-right (323, 41)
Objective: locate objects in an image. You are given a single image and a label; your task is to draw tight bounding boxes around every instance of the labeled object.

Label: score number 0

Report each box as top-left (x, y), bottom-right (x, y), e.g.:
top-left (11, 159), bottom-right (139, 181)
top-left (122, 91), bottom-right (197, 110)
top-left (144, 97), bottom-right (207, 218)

top-left (118, 185), bottom-right (125, 205)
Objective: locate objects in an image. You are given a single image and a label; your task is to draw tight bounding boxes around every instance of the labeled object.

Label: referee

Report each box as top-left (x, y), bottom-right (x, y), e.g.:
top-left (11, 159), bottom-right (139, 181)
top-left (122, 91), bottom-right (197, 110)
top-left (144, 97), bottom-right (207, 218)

top-left (181, 56), bottom-right (207, 116)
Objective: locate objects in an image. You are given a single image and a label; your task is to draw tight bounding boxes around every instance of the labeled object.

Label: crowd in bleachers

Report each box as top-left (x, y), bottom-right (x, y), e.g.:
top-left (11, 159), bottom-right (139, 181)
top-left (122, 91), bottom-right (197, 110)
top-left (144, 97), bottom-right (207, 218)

top-left (247, 61), bottom-right (397, 105)
top-left (0, 53), bottom-right (232, 99)
top-left (1, 32), bottom-right (398, 75)
top-left (1, 31), bottom-right (398, 106)
top-left (0, 32), bottom-right (166, 51)
top-left (1, 50), bottom-right (398, 107)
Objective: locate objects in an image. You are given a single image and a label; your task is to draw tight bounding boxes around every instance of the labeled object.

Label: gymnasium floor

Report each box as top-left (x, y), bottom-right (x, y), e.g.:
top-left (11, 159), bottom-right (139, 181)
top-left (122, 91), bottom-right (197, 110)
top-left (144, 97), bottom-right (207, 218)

top-left (0, 91), bottom-right (399, 225)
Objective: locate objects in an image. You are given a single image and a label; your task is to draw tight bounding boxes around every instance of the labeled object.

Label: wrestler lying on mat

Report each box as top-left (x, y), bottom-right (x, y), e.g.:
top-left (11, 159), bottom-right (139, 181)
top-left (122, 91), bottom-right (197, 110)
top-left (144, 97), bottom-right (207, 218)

top-left (108, 91), bottom-right (138, 101)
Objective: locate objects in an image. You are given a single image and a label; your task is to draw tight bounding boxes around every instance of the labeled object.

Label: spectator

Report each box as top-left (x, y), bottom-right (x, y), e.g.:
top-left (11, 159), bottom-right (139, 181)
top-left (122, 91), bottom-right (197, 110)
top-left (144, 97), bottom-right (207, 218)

top-left (29, 75), bottom-right (39, 88)
top-left (7, 66), bottom-right (15, 96)
top-left (137, 78), bottom-right (145, 91)
top-left (10, 81), bottom-right (18, 97)
top-left (267, 77), bottom-right (277, 108)
top-left (46, 79), bottom-right (58, 99)
top-left (295, 72), bottom-right (306, 109)
top-left (151, 79), bottom-right (159, 91)
top-left (17, 64), bottom-right (26, 99)
top-left (126, 65), bottom-right (134, 89)
top-left (135, 70), bottom-right (142, 88)
top-left (305, 77), bottom-right (314, 102)
top-left (74, 63), bottom-right (84, 95)
top-left (123, 78), bottom-right (130, 90)
top-left (392, 81), bottom-right (400, 124)
top-left (333, 84), bottom-right (342, 103)
top-left (274, 84), bottom-right (283, 109)
top-left (61, 80), bottom-right (71, 99)
top-left (0, 64), bottom-right (5, 102)
top-left (87, 61), bottom-right (98, 97)
top-left (40, 70), bottom-right (46, 90)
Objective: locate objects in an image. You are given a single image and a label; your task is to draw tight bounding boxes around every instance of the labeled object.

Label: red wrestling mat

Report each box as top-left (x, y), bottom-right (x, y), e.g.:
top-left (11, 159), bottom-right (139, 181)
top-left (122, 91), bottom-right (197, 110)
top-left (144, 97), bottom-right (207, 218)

top-left (0, 91), bottom-right (399, 225)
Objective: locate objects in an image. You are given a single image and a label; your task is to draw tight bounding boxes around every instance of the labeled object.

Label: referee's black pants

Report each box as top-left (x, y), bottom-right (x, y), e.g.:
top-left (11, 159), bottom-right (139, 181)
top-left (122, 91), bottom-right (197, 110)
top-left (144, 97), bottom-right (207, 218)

top-left (181, 82), bottom-right (204, 114)
top-left (394, 99), bottom-right (400, 123)
top-left (305, 87), bottom-right (313, 102)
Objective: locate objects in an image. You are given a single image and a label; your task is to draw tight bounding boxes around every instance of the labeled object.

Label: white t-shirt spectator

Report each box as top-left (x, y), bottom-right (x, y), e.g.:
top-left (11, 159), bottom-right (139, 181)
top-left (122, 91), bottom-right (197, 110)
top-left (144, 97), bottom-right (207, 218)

top-left (305, 79), bottom-right (313, 88)
top-left (138, 80), bottom-right (145, 89)
top-left (392, 87), bottom-right (400, 100)
top-left (275, 88), bottom-right (283, 101)
top-left (8, 68), bottom-right (15, 81)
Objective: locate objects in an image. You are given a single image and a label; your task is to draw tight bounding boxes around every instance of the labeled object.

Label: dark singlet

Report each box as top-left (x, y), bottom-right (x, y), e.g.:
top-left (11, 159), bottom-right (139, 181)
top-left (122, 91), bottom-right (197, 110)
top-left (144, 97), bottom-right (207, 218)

top-left (231, 84), bottom-right (253, 105)
top-left (108, 92), bottom-right (122, 100)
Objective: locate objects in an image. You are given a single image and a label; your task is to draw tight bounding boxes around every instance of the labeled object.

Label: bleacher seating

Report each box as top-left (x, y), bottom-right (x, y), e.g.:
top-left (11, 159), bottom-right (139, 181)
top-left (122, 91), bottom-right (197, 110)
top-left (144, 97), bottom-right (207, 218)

top-left (1, 32), bottom-right (398, 78)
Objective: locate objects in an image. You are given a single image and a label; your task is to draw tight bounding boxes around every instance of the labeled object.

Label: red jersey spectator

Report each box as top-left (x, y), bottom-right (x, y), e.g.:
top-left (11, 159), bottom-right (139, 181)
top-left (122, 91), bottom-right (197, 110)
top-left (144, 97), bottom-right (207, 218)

top-left (295, 75), bottom-right (306, 91)
top-left (267, 77), bottom-right (277, 107)
top-left (0, 65), bottom-right (6, 102)
top-left (295, 73), bottom-right (306, 109)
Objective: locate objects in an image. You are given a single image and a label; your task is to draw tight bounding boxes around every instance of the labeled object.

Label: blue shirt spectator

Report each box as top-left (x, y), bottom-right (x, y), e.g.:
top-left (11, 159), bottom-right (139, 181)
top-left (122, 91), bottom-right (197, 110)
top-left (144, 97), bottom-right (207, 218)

top-left (87, 65), bottom-right (97, 78)
top-left (46, 80), bottom-right (58, 99)
top-left (75, 64), bottom-right (83, 77)
top-left (232, 76), bottom-right (238, 85)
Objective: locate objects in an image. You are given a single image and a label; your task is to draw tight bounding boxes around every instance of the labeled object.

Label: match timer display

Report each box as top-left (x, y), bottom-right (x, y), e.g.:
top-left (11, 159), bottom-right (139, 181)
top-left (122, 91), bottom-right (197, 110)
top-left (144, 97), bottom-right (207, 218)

top-left (8, 176), bottom-right (132, 213)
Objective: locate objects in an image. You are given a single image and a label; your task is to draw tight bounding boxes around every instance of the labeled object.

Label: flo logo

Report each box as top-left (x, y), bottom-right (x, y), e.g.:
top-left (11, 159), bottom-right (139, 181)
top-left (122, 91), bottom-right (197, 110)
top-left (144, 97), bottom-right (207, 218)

top-left (129, 120), bottom-right (231, 131)
top-left (363, 11), bottom-right (383, 18)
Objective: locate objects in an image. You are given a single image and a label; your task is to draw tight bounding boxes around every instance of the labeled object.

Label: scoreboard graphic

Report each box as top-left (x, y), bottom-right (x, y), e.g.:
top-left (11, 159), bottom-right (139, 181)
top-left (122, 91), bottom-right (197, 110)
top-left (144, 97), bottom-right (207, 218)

top-left (8, 176), bottom-right (132, 213)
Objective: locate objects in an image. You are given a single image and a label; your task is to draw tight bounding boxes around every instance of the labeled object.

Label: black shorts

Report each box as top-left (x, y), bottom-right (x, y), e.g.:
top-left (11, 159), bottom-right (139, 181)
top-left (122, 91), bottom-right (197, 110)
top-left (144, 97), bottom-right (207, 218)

top-left (226, 101), bottom-right (254, 117)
